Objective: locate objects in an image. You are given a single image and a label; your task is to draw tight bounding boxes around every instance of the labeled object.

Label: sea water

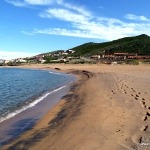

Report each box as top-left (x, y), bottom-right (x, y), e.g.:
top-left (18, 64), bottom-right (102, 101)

top-left (0, 68), bottom-right (75, 123)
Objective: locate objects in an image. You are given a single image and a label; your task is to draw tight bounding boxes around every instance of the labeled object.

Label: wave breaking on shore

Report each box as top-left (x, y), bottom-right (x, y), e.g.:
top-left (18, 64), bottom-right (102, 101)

top-left (0, 85), bottom-right (67, 123)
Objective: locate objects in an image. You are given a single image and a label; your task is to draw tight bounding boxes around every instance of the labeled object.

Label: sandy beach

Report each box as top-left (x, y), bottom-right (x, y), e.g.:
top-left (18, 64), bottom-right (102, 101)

top-left (1, 64), bottom-right (150, 150)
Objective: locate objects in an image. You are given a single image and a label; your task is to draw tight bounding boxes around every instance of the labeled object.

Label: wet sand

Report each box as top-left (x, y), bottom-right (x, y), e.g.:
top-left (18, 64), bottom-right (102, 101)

top-left (2, 64), bottom-right (150, 150)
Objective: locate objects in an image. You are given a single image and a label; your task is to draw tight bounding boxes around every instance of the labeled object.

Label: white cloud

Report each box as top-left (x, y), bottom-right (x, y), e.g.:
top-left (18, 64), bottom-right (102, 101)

top-left (5, 0), bottom-right (55, 6)
top-left (24, 0), bottom-right (53, 5)
top-left (5, 0), bottom-right (27, 7)
top-left (37, 6), bottom-right (150, 40)
top-left (44, 8), bottom-right (89, 23)
top-left (21, 30), bottom-right (34, 35)
top-left (33, 24), bottom-right (136, 41)
top-left (37, 8), bottom-right (146, 40)
top-left (37, 11), bottom-right (150, 40)
top-left (125, 14), bottom-right (150, 21)
top-left (4, 0), bottom-right (150, 41)
top-left (34, 28), bottom-right (100, 38)
top-left (58, 1), bottom-right (92, 17)
top-left (0, 51), bottom-right (37, 60)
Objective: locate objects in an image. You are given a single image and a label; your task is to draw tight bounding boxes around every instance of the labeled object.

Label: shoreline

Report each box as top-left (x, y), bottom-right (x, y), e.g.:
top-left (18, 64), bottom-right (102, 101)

top-left (1, 65), bottom-right (90, 149)
top-left (0, 85), bottom-right (69, 123)
top-left (1, 64), bottom-right (150, 150)
top-left (0, 66), bottom-right (76, 147)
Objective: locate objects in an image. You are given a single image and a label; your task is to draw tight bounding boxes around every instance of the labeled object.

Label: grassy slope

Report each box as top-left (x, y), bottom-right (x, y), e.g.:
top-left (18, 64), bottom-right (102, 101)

top-left (71, 34), bottom-right (150, 56)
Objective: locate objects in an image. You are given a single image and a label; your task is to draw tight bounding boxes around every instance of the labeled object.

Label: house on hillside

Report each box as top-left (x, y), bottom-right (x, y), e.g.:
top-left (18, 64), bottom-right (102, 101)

top-left (4, 60), bottom-right (10, 64)
top-left (62, 52), bottom-right (69, 55)
top-left (91, 55), bottom-right (101, 60)
top-left (66, 49), bottom-right (75, 54)
top-left (51, 58), bottom-right (67, 63)
top-left (16, 58), bottom-right (27, 63)
top-left (35, 56), bottom-right (45, 63)
top-left (0, 59), bottom-right (5, 64)
top-left (113, 53), bottom-right (128, 60)
top-left (128, 55), bottom-right (150, 59)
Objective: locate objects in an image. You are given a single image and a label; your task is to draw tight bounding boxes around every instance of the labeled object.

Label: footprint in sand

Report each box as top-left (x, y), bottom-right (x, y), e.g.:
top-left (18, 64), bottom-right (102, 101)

top-left (131, 88), bottom-right (136, 92)
top-left (142, 115), bottom-right (147, 121)
top-left (131, 94), bottom-right (134, 97)
top-left (124, 91), bottom-right (127, 94)
top-left (111, 90), bottom-right (115, 94)
top-left (140, 101), bottom-right (146, 108)
top-left (146, 112), bottom-right (150, 116)
top-left (132, 133), bottom-right (143, 144)
top-left (147, 106), bottom-right (150, 110)
top-left (140, 125), bottom-right (148, 131)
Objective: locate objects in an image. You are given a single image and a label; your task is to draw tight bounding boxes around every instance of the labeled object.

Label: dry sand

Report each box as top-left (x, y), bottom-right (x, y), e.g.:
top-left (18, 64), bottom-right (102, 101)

top-left (2, 64), bottom-right (150, 150)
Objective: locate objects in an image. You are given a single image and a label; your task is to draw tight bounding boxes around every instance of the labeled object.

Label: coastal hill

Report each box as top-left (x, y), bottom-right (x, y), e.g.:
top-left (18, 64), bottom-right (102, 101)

top-left (71, 34), bottom-right (150, 56)
top-left (35, 34), bottom-right (150, 58)
top-left (26, 34), bottom-right (150, 64)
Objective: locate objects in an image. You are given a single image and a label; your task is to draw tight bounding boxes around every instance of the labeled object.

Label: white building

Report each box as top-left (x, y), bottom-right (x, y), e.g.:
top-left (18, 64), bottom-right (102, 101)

top-left (0, 59), bottom-right (5, 64)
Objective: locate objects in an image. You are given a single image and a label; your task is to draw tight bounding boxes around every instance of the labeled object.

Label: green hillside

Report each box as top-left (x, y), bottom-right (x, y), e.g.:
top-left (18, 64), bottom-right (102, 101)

top-left (71, 34), bottom-right (150, 56)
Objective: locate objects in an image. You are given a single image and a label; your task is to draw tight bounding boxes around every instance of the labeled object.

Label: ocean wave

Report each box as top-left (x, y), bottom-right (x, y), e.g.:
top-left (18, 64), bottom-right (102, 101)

top-left (0, 85), bottom-right (67, 123)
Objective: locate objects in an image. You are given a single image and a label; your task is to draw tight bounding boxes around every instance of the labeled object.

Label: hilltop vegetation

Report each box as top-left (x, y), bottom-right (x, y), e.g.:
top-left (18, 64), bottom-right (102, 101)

top-left (71, 34), bottom-right (150, 56)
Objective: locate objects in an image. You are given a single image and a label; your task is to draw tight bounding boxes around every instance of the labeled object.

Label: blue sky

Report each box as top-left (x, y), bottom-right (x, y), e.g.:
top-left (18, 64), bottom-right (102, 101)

top-left (0, 0), bottom-right (150, 59)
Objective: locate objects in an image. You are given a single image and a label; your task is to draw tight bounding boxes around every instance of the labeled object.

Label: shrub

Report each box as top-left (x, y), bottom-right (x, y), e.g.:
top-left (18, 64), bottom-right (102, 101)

top-left (125, 59), bottom-right (139, 65)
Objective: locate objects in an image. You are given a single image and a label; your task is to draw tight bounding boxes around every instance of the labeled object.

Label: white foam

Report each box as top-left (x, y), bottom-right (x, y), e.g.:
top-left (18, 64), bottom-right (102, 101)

top-left (0, 85), bottom-right (67, 123)
top-left (49, 71), bottom-right (64, 75)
